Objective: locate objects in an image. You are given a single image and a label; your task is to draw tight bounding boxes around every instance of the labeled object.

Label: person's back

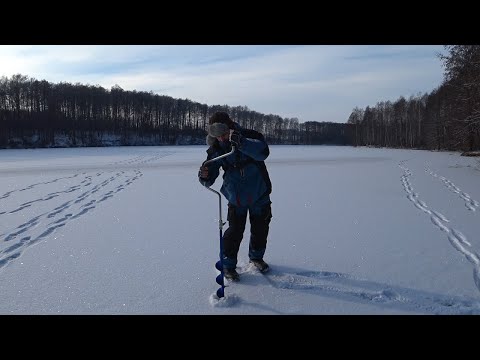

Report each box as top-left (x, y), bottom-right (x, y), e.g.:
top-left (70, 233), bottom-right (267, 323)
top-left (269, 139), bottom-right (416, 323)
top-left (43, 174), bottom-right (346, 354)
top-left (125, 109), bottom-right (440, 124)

top-left (198, 112), bottom-right (273, 281)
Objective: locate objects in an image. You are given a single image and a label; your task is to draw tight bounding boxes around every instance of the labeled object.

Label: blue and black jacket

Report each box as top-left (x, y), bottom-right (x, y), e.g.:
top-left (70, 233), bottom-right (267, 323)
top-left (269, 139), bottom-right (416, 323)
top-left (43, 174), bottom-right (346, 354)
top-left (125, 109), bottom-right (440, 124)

top-left (199, 123), bottom-right (272, 207)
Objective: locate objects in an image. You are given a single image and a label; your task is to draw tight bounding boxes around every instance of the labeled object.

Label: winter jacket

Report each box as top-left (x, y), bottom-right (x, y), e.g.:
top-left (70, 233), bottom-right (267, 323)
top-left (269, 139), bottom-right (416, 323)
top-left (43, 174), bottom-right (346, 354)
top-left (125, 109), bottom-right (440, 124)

top-left (199, 123), bottom-right (272, 207)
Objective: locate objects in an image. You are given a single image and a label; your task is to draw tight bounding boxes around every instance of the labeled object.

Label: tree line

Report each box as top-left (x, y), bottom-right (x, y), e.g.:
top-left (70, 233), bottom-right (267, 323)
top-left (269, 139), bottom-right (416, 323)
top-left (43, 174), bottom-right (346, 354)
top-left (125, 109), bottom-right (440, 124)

top-left (347, 45), bottom-right (480, 152)
top-left (1, 45), bottom-right (477, 151)
top-left (0, 75), bottom-right (351, 148)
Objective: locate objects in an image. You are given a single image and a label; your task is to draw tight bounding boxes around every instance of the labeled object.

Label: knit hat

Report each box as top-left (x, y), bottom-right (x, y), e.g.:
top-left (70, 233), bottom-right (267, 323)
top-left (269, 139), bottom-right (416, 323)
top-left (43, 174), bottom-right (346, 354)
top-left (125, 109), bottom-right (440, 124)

top-left (208, 122), bottom-right (229, 137)
top-left (206, 122), bottom-right (229, 146)
top-left (209, 111), bottom-right (234, 127)
top-left (206, 112), bottom-right (233, 146)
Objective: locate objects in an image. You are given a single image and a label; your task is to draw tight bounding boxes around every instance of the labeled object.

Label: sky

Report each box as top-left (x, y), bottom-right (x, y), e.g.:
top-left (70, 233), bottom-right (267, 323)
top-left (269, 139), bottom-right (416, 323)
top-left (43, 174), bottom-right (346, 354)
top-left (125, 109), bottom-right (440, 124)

top-left (1, 144), bottom-right (480, 315)
top-left (0, 45), bottom-right (446, 124)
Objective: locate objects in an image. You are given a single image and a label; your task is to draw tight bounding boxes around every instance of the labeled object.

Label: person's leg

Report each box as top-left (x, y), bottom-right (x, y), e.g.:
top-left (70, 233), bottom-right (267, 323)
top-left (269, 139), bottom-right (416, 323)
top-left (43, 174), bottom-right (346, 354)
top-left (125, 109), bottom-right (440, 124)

top-left (222, 204), bottom-right (247, 269)
top-left (248, 200), bottom-right (272, 261)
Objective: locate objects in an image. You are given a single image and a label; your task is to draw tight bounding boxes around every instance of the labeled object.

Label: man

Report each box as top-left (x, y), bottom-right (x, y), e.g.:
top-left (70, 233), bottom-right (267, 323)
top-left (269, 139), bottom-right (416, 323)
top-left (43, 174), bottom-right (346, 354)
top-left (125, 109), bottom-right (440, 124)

top-left (198, 111), bottom-right (272, 281)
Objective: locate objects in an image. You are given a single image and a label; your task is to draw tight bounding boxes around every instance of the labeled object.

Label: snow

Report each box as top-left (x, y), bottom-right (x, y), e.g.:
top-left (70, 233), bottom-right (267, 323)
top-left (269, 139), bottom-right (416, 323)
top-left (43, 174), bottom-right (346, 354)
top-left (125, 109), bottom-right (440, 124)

top-left (1, 145), bottom-right (480, 314)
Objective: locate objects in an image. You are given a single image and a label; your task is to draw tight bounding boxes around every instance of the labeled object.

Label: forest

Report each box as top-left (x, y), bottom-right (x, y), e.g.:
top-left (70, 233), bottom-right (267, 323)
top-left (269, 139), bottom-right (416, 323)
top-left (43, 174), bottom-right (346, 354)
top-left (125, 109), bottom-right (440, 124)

top-left (0, 46), bottom-right (478, 152)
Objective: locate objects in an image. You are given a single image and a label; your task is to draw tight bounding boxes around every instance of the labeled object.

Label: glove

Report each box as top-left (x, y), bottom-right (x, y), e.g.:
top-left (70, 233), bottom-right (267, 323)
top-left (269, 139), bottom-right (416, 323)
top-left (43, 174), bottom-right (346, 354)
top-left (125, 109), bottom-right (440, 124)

top-left (229, 130), bottom-right (243, 147)
top-left (198, 165), bottom-right (209, 179)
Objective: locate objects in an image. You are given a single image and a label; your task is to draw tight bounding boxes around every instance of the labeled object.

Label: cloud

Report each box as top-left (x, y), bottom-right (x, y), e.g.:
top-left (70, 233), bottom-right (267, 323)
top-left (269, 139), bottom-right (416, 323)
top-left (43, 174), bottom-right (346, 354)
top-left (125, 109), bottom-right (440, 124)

top-left (0, 45), bottom-right (445, 123)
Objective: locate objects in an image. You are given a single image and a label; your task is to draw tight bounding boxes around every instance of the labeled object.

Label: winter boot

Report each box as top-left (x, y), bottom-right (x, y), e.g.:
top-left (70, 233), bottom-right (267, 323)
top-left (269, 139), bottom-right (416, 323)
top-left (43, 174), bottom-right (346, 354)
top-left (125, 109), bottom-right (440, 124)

top-left (249, 259), bottom-right (270, 273)
top-left (223, 268), bottom-right (240, 282)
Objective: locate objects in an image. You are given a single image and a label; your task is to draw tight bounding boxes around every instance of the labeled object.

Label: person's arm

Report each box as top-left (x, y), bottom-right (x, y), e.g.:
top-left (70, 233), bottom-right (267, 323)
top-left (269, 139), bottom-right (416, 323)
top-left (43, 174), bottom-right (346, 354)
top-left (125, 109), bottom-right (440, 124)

top-left (230, 130), bottom-right (270, 161)
top-left (198, 150), bottom-right (221, 187)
